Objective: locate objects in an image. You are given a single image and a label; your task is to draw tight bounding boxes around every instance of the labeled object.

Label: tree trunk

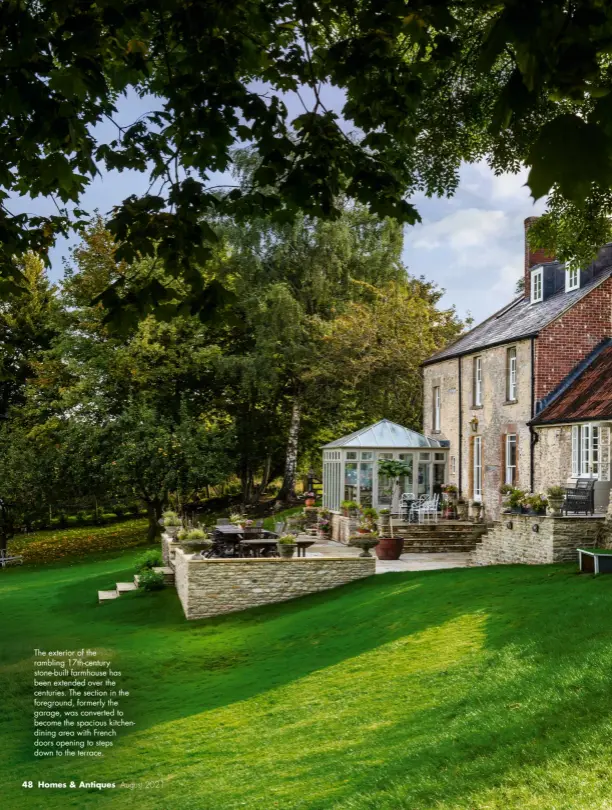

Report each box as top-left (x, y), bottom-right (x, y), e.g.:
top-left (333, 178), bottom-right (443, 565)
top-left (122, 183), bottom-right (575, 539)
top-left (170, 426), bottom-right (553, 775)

top-left (251, 454), bottom-right (273, 503)
top-left (278, 397), bottom-right (302, 502)
top-left (145, 499), bottom-right (163, 543)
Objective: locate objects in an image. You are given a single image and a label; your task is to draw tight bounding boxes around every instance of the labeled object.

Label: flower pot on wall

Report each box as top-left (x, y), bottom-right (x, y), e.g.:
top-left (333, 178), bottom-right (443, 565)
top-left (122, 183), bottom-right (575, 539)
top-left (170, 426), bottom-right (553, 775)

top-left (548, 496), bottom-right (564, 517)
top-left (375, 537), bottom-right (404, 560)
top-left (377, 513), bottom-right (391, 534)
top-left (277, 543), bottom-right (297, 559)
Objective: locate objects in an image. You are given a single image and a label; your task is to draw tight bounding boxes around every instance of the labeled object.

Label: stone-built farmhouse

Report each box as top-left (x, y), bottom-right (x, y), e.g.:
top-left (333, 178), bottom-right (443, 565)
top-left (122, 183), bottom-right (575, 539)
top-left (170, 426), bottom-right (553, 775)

top-left (422, 217), bottom-right (612, 519)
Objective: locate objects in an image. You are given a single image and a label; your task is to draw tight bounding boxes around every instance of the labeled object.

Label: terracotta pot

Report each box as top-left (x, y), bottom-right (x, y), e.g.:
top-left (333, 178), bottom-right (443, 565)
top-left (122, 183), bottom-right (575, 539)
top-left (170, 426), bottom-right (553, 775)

top-left (375, 537), bottom-right (404, 560)
top-left (305, 498), bottom-right (315, 507)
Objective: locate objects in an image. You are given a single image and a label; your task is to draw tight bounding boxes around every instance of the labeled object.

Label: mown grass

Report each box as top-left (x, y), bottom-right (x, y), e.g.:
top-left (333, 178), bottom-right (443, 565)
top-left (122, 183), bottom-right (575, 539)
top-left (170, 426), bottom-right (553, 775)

top-left (2, 554), bottom-right (612, 809)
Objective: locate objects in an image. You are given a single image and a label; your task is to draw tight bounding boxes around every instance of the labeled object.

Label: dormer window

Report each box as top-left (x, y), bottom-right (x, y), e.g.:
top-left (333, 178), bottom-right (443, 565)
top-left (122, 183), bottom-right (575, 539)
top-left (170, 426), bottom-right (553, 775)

top-left (531, 266), bottom-right (543, 303)
top-left (565, 263), bottom-right (579, 292)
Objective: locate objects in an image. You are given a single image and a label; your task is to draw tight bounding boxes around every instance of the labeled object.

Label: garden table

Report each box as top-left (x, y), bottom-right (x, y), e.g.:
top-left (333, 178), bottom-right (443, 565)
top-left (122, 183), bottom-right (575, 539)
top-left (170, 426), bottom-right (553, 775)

top-left (295, 539), bottom-right (316, 557)
top-left (239, 538), bottom-right (279, 557)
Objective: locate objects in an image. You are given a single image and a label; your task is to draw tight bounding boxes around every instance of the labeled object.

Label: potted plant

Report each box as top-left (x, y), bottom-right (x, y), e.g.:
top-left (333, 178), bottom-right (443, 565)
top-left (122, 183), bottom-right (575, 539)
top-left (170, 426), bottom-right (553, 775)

top-left (456, 497), bottom-right (468, 520)
top-left (317, 514), bottom-right (331, 538)
top-left (506, 488), bottom-right (527, 513)
top-left (229, 512), bottom-right (245, 526)
top-left (178, 528), bottom-right (213, 553)
top-left (471, 501), bottom-right (484, 522)
top-left (547, 485), bottom-right (566, 517)
top-left (304, 491), bottom-right (316, 507)
top-left (499, 484), bottom-right (513, 512)
top-left (162, 510), bottom-right (182, 538)
top-left (442, 484), bottom-right (458, 502)
top-left (361, 507), bottom-right (378, 532)
top-left (377, 508), bottom-right (391, 535)
top-left (348, 533), bottom-right (379, 558)
top-left (277, 535), bottom-right (298, 559)
top-left (377, 459), bottom-right (412, 514)
top-left (525, 493), bottom-right (548, 516)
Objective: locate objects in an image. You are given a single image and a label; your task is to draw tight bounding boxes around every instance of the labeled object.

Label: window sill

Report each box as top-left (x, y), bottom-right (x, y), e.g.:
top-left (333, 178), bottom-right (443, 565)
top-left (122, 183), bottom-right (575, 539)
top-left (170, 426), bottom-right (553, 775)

top-left (431, 430), bottom-right (441, 435)
top-left (471, 404), bottom-right (483, 410)
top-left (503, 399), bottom-right (518, 406)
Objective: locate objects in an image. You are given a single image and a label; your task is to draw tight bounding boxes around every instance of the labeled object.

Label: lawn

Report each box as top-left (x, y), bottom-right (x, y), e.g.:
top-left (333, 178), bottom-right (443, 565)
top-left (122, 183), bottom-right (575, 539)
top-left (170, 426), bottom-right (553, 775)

top-left (2, 553), bottom-right (612, 809)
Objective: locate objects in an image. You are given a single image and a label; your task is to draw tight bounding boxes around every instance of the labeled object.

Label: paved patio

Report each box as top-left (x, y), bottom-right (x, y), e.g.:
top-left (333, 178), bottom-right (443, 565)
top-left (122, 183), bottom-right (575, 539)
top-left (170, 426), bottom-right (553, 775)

top-left (306, 539), bottom-right (471, 574)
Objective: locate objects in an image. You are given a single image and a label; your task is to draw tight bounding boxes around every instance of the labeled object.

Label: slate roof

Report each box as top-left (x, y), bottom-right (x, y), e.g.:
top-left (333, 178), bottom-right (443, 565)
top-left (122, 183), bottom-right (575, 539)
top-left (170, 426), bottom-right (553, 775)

top-left (423, 267), bottom-right (612, 366)
top-left (321, 419), bottom-right (442, 449)
top-left (530, 342), bottom-right (612, 425)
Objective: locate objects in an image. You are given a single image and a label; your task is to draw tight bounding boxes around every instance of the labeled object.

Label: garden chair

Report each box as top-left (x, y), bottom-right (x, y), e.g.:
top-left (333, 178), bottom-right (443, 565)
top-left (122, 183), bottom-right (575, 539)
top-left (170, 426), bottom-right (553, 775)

top-left (563, 479), bottom-right (595, 515)
top-left (416, 494), bottom-right (440, 525)
top-left (274, 521), bottom-right (285, 535)
top-left (407, 495), bottom-right (426, 523)
top-left (399, 492), bottom-right (416, 520)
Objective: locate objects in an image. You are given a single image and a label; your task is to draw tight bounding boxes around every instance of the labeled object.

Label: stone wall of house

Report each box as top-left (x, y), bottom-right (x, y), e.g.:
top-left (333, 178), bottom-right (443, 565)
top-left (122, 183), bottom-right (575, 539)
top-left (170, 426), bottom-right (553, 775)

top-left (423, 339), bottom-right (533, 519)
top-left (471, 514), bottom-right (603, 566)
top-left (534, 276), bottom-right (612, 402)
top-left (533, 425), bottom-right (572, 493)
top-left (173, 549), bottom-right (375, 620)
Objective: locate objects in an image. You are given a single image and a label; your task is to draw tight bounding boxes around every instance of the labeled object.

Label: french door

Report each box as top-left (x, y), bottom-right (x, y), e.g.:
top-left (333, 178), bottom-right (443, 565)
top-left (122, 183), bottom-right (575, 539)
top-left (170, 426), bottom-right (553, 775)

top-left (473, 437), bottom-right (482, 501)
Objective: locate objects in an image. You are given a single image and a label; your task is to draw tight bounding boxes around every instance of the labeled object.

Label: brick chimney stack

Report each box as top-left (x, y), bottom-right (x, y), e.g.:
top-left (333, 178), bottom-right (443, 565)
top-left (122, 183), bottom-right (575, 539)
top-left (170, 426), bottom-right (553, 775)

top-left (524, 216), bottom-right (555, 299)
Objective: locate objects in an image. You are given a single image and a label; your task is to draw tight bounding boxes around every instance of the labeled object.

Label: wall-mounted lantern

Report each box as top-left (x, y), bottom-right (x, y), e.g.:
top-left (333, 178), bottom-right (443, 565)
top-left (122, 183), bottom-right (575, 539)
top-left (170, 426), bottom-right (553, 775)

top-left (470, 416), bottom-right (479, 433)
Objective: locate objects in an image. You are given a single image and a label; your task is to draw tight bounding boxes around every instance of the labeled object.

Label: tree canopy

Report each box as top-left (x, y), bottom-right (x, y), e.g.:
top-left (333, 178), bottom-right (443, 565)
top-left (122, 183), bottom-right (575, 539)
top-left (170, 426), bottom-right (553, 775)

top-left (3, 1), bottom-right (612, 322)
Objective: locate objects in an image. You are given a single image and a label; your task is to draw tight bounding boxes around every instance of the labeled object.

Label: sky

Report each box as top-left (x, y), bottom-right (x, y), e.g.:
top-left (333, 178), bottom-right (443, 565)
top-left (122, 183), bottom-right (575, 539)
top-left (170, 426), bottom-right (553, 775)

top-left (13, 88), bottom-right (547, 326)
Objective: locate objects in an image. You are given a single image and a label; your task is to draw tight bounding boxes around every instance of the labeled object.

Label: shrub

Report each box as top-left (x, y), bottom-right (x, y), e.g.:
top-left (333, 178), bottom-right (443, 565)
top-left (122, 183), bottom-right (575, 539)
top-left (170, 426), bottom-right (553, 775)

top-left (499, 484), bottom-right (514, 495)
top-left (507, 488), bottom-right (527, 508)
top-left (137, 569), bottom-right (165, 591)
top-left (185, 528), bottom-right (206, 540)
top-left (162, 511), bottom-right (181, 527)
top-left (278, 535), bottom-right (297, 545)
top-left (341, 500), bottom-right (359, 511)
top-left (114, 504), bottom-right (127, 517)
top-left (135, 549), bottom-right (163, 571)
top-left (379, 508), bottom-right (390, 515)
top-left (525, 494), bottom-right (548, 514)
top-left (547, 485), bottom-right (566, 497)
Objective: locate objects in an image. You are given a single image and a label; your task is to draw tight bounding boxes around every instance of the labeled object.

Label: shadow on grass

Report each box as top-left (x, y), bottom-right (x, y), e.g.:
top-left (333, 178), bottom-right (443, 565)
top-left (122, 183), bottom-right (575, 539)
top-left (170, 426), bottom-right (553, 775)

top-left (5, 555), bottom-right (612, 809)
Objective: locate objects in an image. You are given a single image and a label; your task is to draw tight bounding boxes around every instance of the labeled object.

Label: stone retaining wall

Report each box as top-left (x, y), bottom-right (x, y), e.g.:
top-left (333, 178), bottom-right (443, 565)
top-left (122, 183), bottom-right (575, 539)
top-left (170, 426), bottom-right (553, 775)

top-left (331, 512), bottom-right (359, 543)
top-left (471, 515), bottom-right (604, 566)
top-left (173, 549), bottom-right (375, 620)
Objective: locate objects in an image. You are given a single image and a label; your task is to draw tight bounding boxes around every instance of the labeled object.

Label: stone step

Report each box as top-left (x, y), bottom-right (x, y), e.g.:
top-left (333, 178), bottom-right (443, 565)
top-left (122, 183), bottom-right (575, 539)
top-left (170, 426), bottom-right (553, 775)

top-left (98, 590), bottom-right (119, 603)
top-left (116, 582), bottom-right (138, 593)
top-left (401, 544), bottom-right (477, 553)
top-left (153, 566), bottom-right (175, 585)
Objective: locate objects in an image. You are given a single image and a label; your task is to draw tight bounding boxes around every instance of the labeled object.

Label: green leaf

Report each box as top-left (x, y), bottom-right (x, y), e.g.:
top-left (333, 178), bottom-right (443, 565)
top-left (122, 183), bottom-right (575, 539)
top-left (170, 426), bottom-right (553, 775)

top-left (527, 114), bottom-right (612, 202)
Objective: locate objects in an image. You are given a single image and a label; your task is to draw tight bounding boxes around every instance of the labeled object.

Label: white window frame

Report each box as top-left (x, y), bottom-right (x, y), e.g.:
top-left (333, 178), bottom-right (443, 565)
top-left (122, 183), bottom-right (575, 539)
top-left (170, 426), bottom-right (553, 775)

top-left (505, 434), bottom-right (517, 486)
top-left (572, 424), bottom-right (600, 478)
top-left (474, 356), bottom-right (482, 407)
top-left (450, 456), bottom-right (456, 475)
top-left (507, 347), bottom-right (517, 401)
top-left (531, 267), bottom-right (543, 303)
top-left (565, 263), bottom-right (579, 292)
top-left (473, 436), bottom-right (482, 501)
top-left (433, 386), bottom-right (441, 431)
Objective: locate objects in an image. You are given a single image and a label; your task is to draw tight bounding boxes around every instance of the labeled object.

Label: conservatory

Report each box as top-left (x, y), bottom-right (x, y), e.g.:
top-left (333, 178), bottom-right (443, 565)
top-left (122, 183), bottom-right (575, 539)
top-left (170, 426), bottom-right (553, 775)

top-left (321, 419), bottom-right (447, 512)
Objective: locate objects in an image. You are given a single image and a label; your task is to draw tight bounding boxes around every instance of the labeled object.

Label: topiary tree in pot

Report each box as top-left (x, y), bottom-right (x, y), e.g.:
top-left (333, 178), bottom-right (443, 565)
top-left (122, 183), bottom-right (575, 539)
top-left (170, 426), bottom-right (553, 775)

top-left (377, 459), bottom-right (412, 516)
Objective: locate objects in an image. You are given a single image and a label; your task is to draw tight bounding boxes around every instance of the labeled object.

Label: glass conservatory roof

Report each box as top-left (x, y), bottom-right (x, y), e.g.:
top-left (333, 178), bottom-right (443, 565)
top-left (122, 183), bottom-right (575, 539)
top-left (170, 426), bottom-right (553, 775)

top-left (321, 419), bottom-right (442, 449)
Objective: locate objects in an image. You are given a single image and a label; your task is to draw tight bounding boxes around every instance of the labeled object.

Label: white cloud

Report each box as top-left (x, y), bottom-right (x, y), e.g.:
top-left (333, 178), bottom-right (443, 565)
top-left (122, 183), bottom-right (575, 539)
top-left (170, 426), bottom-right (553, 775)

top-left (403, 161), bottom-right (547, 321)
top-left (411, 209), bottom-right (507, 254)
